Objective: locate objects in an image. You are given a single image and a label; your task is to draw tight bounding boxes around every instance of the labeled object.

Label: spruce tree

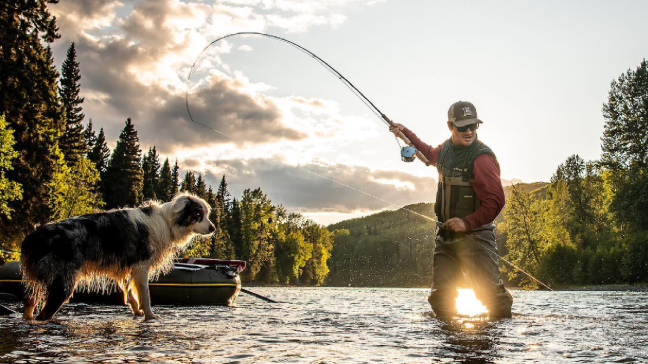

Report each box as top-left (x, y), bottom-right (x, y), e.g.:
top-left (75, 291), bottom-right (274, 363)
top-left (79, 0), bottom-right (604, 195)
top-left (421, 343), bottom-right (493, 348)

top-left (216, 176), bottom-right (231, 212)
top-left (195, 174), bottom-right (207, 199)
top-left (180, 172), bottom-right (196, 194)
top-left (89, 128), bottom-right (110, 175)
top-left (84, 119), bottom-right (96, 155)
top-left (228, 197), bottom-right (243, 257)
top-left (171, 160), bottom-right (180, 197)
top-left (104, 118), bottom-right (143, 208)
top-left (142, 146), bottom-right (160, 201)
top-left (59, 42), bottom-right (85, 165)
top-left (157, 158), bottom-right (173, 202)
top-left (0, 1), bottom-right (69, 243)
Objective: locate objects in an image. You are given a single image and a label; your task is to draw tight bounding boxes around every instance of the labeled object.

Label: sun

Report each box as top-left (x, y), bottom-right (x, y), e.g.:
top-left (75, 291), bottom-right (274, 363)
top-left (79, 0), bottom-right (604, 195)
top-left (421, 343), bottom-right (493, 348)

top-left (455, 288), bottom-right (488, 317)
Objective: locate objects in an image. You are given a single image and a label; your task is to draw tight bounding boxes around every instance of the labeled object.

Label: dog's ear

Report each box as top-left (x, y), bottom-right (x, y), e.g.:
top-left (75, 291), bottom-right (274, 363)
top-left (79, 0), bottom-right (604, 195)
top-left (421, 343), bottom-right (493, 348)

top-left (172, 196), bottom-right (190, 215)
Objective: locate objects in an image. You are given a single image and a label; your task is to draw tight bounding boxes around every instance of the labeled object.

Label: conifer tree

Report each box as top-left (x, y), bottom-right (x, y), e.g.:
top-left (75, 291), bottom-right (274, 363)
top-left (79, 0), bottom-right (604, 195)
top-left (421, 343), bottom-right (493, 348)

top-left (59, 42), bottom-right (86, 165)
top-left (104, 118), bottom-right (143, 208)
top-left (180, 172), bottom-right (197, 194)
top-left (89, 128), bottom-right (110, 175)
top-left (84, 119), bottom-right (96, 155)
top-left (0, 1), bottom-right (70, 243)
top-left (228, 198), bottom-right (243, 257)
top-left (171, 160), bottom-right (180, 197)
top-left (195, 174), bottom-right (207, 199)
top-left (142, 146), bottom-right (160, 201)
top-left (217, 176), bottom-right (231, 212)
top-left (156, 158), bottom-right (173, 202)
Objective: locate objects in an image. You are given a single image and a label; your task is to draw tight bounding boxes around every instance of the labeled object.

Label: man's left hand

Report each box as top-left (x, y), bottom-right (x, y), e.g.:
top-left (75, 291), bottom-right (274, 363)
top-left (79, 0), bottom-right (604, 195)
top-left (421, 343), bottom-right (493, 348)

top-left (445, 218), bottom-right (467, 232)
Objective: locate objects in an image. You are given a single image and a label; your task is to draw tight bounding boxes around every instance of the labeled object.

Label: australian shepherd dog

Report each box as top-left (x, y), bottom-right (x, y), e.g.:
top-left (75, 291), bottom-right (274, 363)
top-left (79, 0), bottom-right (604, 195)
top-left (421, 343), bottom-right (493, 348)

top-left (20, 193), bottom-right (215, 321)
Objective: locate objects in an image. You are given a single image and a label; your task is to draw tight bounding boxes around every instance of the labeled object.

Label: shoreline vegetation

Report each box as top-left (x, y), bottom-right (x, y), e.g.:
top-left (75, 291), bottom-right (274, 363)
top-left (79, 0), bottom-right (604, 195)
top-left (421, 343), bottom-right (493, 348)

top-left (1, 2), bottom-right (647, 290)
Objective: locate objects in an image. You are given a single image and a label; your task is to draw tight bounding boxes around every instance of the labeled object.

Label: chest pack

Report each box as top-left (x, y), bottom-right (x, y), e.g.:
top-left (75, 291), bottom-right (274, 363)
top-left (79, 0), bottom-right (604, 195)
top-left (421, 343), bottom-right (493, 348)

top-left (434, 139), bottom-right (496, 223)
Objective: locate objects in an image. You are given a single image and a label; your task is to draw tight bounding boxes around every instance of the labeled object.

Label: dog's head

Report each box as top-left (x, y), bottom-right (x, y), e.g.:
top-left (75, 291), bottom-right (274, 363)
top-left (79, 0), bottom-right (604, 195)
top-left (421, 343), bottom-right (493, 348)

top-left (171, 194), bottom-right (215, 235)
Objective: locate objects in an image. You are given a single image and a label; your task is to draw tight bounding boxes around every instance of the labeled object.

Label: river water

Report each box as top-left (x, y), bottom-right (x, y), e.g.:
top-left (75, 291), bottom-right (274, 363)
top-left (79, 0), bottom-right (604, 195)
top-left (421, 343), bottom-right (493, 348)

top-left (0, 287), bottom-right (647, 363)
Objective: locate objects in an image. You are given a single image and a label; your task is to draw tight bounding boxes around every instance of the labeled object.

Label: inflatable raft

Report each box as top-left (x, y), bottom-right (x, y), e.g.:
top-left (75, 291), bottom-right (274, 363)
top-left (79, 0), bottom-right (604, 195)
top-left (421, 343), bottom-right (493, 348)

top-left (0, 258), bottom-right (246, 306)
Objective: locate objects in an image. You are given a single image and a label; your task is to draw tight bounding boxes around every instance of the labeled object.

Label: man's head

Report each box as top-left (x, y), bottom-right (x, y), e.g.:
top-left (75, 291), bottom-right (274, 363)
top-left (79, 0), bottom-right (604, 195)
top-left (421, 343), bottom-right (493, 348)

top-left (447, 101), bottom-right (482, 147)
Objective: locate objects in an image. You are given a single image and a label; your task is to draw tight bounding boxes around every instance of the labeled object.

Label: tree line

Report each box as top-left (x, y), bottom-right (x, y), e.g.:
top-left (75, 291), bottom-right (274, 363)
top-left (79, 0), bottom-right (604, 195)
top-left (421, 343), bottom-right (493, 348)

top-left (501, 60), bottom-right (648, 287)
top-left (0, 0), bottom-right (335, 285)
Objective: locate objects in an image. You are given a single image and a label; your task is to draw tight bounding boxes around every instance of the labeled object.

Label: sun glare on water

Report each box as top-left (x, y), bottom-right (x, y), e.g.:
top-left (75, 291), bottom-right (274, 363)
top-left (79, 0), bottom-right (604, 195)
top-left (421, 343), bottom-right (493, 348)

top-left (455, 288), bottom-right (488, 317)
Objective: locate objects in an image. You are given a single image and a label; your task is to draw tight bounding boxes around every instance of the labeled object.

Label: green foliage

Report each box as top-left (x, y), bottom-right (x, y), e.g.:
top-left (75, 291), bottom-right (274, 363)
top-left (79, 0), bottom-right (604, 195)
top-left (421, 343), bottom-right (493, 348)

top-left (239, 188), bottom-right (276, 281)
top-left (0, 115), bottom-right (22, 219)
top-left (327, 203), bottom-right (436, 287)
top-left (0, 0), bottom-right (67, 244)
top-left (104, 118), bottom-right (144, 208)
top-left (49, 157), bottom-right (104, 220)
top-left (602, 59), bottom-right (648, 232)
top-left (620, 232), bottom-right (648, 283)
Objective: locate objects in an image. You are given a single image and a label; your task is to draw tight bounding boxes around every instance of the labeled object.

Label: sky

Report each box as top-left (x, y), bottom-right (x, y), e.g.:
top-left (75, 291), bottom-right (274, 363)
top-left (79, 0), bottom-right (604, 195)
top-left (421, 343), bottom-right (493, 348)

top-left (48, 0), bottom-right (648, 225)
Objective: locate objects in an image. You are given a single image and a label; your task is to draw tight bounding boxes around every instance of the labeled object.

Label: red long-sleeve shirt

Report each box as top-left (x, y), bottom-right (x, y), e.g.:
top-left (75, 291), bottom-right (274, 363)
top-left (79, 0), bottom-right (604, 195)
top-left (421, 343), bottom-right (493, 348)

top-left (401, 127), bottom-right (506, 231)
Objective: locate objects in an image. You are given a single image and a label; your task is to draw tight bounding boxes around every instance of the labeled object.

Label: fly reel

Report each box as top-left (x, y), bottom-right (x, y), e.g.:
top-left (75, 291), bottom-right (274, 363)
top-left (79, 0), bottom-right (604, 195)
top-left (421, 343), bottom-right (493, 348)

top-left (401, 146), bottom-right (417, 163)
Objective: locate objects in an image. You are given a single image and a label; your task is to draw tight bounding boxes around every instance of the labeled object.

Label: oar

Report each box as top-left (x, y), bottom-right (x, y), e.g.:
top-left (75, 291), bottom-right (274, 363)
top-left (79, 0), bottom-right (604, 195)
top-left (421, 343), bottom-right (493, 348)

top-left (240, 288), bottom-right (279, 303)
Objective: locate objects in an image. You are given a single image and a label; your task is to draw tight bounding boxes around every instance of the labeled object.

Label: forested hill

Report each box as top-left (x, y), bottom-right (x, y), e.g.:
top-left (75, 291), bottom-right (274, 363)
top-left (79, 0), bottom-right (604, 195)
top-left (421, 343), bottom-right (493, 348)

top-left (325, 182), bottom-right (549, 288)
top-left (326, 203), bottom-right (436, 287)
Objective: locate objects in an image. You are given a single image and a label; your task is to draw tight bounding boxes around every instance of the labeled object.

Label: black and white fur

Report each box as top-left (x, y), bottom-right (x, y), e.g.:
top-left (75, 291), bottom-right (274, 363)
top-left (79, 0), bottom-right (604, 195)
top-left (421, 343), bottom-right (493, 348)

top-left (20, 193), bottom-right (215, 321)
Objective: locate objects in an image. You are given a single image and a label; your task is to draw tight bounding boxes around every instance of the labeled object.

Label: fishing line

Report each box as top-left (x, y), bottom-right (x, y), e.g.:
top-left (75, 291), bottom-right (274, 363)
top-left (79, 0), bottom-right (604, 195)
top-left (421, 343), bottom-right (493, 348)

top-left (185, 32), bottom-right (553, 292)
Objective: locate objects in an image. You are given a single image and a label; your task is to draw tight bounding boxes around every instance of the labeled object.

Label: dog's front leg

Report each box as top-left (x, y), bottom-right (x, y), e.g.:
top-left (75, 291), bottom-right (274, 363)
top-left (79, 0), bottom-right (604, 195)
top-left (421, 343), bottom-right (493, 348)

top-left (132, 266), bottom-right (158, 321)
top-left (120, 279), bottom-right (143, 316)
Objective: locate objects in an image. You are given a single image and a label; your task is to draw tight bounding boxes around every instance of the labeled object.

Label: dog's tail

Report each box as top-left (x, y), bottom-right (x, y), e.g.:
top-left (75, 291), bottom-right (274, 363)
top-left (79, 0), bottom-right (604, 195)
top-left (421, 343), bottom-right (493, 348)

top-left (20, 229), bottom-right (77, 307)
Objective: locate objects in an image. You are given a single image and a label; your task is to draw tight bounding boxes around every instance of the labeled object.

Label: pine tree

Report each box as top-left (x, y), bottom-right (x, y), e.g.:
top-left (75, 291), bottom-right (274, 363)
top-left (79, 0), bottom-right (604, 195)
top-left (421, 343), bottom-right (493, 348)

top-left (195, 174), bottom-right (207, 199)
top-left (180, 172), bottom-right (196, 194)
top-left (84, 119), bottom-right (96, 155)
top-left (156, 158), bottom-right (173, 202)
top-left (89, 128), bottom-right (110, 175)
top-left (228, 197), bottom-right (243, 257)
top-left (142, 146), bottom-right (160, 201)
top-left (0, 1), bottom-right (69, 243)
top-left (59, 42), bottom-right (85, 165)
top-left (171, 160), bottom-right (180, 197)
top-left (216, 176), bottom-right (231, 212)
top-left (104, 118), bottom-right (143, 208)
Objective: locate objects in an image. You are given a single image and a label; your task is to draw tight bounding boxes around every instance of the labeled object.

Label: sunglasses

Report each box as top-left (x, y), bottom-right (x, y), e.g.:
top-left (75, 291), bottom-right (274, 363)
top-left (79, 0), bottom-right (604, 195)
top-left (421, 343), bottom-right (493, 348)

top-left (451, 123), bottom-right (479, 132)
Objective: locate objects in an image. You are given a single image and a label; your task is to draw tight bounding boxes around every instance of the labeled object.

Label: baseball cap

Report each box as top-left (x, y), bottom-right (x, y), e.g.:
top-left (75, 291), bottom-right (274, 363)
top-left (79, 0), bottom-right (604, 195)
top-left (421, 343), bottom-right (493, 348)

top-left (447, 101), bottom-right (483, 127)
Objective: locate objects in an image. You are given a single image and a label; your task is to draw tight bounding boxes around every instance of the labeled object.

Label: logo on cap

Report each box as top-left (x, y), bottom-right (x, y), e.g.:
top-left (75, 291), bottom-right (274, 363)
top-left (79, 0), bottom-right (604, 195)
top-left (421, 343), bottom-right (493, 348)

top-left (462, 107), bottom-right (473, 117)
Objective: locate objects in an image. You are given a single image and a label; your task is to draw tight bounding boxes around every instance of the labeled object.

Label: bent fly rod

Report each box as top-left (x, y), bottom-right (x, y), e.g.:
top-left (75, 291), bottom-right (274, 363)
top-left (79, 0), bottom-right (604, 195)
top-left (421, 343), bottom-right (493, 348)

top-left (185, 33), bottom-right (553, 291)
top-left (185, 32), bottom-right (429, 165)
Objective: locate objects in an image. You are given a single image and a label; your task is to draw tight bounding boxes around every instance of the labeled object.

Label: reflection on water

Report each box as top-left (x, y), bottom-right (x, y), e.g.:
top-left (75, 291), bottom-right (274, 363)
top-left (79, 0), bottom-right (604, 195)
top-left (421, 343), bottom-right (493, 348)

top-left (455, 288), bottom-right (489, 317)
top-left (0, 288), bottom-right (647, 363)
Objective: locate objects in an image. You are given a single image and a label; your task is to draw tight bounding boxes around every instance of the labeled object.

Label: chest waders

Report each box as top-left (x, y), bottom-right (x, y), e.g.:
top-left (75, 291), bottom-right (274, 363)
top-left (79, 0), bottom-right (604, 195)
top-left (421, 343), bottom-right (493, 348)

top-left (428, 139), bottom-right (513, 318)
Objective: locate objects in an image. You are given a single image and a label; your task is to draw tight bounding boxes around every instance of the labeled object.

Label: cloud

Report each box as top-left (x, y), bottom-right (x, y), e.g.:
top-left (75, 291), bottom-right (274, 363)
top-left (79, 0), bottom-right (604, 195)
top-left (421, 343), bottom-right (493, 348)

top-left (197, 158), bottom-right (437, 213)
top-left (48, 0), bottom-right (404, 222)
top-left (51, 0), bottom-right (122, 40)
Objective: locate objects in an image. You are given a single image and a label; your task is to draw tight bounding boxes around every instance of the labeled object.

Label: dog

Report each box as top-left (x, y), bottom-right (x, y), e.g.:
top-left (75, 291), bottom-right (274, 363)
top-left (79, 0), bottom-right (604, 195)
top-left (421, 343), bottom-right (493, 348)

top-left (20, 193), bottom-right (215, 321)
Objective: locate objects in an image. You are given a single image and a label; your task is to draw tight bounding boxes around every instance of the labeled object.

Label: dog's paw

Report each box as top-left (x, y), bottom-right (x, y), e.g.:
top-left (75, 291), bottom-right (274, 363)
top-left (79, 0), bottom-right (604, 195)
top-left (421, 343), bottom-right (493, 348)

top-left (144, 314), bottom-right (159, 321)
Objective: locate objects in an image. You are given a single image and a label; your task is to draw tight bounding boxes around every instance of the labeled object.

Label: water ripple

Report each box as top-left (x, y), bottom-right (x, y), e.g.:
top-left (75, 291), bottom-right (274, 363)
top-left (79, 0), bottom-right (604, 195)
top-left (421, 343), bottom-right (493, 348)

top-left (0, 288), bottom-right (646, 363)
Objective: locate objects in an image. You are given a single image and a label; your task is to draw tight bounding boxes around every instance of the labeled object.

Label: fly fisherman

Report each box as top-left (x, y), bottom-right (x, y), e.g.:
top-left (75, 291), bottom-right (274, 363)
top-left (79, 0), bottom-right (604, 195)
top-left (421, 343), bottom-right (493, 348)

top-left (390, 101), bottom-right (513, 318)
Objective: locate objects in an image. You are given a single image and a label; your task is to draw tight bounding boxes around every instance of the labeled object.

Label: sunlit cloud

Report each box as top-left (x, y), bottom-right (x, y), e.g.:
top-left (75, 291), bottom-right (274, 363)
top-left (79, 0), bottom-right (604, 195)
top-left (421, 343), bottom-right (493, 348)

top-left (48, 0), bottom-right (425, 223)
